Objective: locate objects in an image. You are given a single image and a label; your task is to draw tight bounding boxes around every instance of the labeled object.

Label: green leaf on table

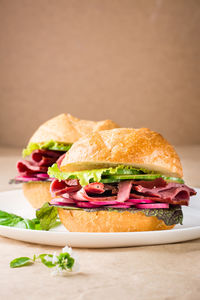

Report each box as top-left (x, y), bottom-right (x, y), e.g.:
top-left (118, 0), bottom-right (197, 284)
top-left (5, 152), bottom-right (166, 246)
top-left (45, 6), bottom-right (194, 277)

top-left (38, 254), bottom-right (56, 268)
top-left (9, 246), bottom-right (79, 274)
top-left (10, 257), bottom-right (32, 268)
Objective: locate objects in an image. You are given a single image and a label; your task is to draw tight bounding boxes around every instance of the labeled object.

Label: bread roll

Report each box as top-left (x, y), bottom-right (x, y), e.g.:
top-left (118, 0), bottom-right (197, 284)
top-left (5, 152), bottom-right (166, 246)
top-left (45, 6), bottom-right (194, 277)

top-left (61, 128), bottom-right (183, 178)
top-left (29, 113), bottom-right (119, 144)
top-left (58, 209), bottom-right (175, 232)
top-left (23, 114), bottom-right (119, 209)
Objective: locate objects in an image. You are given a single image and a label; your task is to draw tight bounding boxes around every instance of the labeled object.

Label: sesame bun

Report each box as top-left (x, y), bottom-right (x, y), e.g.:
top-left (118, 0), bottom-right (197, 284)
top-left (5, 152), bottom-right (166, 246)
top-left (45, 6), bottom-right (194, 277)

top-left (61, 128), bottom-right (183, 178)
top-left (58, 209), bottom-right (174, 232)
top-left (23, 182), bottom-right (52, 209)
top-left (29, 113), bottom-right (119, 145)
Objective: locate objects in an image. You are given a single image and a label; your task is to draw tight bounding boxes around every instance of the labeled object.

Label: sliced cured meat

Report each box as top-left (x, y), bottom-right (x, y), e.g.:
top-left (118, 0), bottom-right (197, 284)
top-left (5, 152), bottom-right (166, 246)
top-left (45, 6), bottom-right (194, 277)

top-left (84, 182), bottom-right (105, 194)
top-left (70, 188), bottom-right (117, 202)
top-left (31, 149), bottom-right (64, 166)
top-left (17, 160), bottom-right (48, 175)
top-left (50, 179), bottom-right (81, 196)
top-left (49, 177), bottom-right (196, 208)
top-left (56, 153), bottom-right (66, 168)
top-left (117, 180), bottom-right (132, 202)
top-left (132, 181), bottom-right (196, 205)
top-left (31, 149), bottom-right (63, 160)
top-left (132, 177), bottom-right (167, 189)
top-left (16, 149), bottom-right (65, 179)
top-left (130, 193), bottom-right (161, 201)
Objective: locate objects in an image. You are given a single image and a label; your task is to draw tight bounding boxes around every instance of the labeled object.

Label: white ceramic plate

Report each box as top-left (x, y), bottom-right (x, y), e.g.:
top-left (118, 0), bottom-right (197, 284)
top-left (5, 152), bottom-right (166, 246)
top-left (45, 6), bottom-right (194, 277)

top-left (0, 189), bottom-right (200, 248)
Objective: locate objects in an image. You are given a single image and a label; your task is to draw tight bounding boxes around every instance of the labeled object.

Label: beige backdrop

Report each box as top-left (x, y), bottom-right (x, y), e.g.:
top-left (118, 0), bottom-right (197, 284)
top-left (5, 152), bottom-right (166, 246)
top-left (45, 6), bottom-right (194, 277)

top-left (0, 0), bottom-right (200, 147)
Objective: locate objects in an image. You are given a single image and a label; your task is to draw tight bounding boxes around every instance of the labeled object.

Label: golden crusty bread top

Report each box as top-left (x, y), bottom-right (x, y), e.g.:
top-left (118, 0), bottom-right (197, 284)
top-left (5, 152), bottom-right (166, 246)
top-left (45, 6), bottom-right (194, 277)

top-left (61, 128), bottom-right (183, 178)
top-left (29, 114), bottom-right (119, 144)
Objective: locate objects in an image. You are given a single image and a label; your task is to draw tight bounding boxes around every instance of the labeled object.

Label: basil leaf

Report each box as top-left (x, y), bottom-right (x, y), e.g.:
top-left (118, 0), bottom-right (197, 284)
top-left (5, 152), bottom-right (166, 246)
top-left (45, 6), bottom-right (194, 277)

top-left (0, 210), bottom-right (39, 229)
top-left (36, 203), bottom-right (58, 231)
top-left (0, 210), bottom-right (24, 227)
top-left (0, 209), bottom-right (59, 231)
top-left (38, 254), bottom-right (56, 268)
top-left (15, 219), bottom-right (36, 229)
top-left (10, 257), bottom-right (32, 268)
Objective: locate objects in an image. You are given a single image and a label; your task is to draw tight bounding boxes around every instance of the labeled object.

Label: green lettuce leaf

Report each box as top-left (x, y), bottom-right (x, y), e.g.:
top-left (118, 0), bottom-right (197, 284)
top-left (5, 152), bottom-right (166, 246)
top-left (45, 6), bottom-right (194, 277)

top-left (22, 140), bottom-right (72, 157)
top-left (48, 164), bottom-right (150, 186)
top-left (48, 163), bottom-right (184, 186)
top-left (48, 163), bottom-right (112, 186)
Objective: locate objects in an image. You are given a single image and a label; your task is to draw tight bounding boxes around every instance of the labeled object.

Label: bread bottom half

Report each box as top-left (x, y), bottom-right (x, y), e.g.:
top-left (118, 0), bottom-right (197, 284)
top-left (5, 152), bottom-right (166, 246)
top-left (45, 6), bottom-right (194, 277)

top-left (58, 209), bottom-right (175, 232)
top-left (23, 181), bottom-right (52, 209)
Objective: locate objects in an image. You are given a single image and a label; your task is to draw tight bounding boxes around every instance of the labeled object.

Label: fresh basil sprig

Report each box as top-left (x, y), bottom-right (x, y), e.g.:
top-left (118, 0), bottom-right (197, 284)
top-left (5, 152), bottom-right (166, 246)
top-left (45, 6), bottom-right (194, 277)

top-left (36, 203), bottom-right (59, 230)
top-left (10, 246), bottom-right (80, 276)
top-left (0, 204), bottom-right (60, 231)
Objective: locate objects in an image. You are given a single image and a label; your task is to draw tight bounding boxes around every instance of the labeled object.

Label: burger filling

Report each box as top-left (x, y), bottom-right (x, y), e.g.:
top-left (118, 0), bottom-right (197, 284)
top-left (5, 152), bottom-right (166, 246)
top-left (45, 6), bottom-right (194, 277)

top-left (13, 141), bottom-right (71, 183)
top-left (46, 163), bottom-right (196, 226)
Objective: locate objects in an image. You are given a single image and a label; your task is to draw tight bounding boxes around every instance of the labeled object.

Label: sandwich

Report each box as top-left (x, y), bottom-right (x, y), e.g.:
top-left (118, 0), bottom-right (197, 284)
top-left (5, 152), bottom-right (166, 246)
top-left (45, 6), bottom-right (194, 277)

top-left (47, 128), bottom-right (196, 232)
top-left (15, 114), bottom-right (118, 208)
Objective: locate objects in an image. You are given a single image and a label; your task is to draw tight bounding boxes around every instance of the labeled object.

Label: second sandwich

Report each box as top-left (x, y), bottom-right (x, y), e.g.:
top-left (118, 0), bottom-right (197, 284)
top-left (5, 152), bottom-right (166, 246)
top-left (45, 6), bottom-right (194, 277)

top-left (15, 113), bottom-right (118, 208)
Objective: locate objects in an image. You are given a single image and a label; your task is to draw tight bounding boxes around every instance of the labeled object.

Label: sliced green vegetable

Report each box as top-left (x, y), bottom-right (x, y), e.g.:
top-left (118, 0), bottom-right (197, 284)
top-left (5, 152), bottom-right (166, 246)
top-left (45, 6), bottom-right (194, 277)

top-left (50, 205), bottom-right (81, 210)
top-left (22, 140), bottom-right (72, 157)
top-left (104, 174), bottom-right (184, 184)
top-left (48, 163), bottom-right (184, 186)
top-left (48, 163), bottom-right (108, 186)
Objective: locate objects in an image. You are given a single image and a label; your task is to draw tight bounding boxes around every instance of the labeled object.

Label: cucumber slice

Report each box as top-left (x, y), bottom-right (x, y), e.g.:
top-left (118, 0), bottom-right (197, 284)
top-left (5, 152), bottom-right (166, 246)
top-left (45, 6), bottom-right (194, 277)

top-left (162, 176), bottom-right (184, 184)
top-left (101, 174), bottom-right (184, 184)
top-left (100, 178), bottom-right (121, 183)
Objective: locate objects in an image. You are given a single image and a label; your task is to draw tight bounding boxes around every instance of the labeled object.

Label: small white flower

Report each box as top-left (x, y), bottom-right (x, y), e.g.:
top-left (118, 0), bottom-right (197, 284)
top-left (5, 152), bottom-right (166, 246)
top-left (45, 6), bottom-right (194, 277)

top-left (44, 255), bottom-right (53, 262)
top-left (71, 260), bottom-right (80, 273)
top-left (51, 265), bottom-right (70, 276)
top-left (50, 245), bottom-right (80, 276)
top-left (51, 265), bottom-right (61, 276)
top-left (52, 252), bottom-right (58, 264)
top-left (62, 245), bottom-right (73, 255)
top-left (64, 257), bottom-right (68, 265)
